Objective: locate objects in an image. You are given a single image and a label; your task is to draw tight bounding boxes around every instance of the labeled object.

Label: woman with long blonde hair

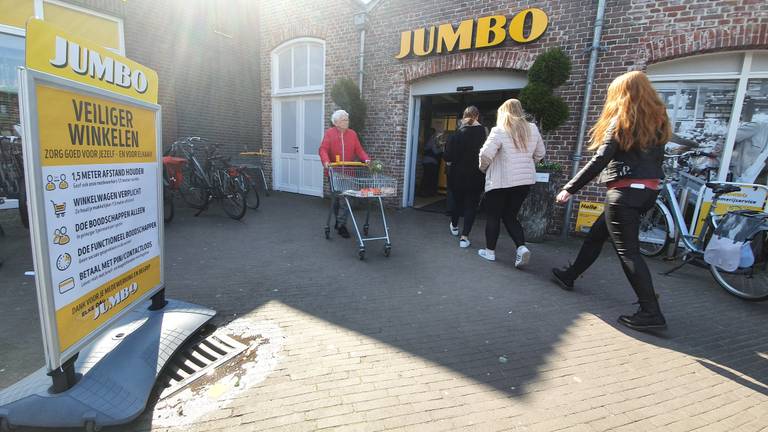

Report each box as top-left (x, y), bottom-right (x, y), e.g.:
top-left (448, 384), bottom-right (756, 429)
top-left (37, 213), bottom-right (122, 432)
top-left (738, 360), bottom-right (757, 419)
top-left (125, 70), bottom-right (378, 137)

top-left (553, 71), bottom-right (671, 332)
top-left (477, 99), bottom-right (545, 267)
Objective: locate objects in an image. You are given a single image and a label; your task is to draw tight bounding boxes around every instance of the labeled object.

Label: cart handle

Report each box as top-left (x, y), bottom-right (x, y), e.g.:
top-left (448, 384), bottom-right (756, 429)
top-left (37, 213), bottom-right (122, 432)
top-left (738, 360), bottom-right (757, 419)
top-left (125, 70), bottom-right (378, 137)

top-left (328, 161), bottom-right (368, 167)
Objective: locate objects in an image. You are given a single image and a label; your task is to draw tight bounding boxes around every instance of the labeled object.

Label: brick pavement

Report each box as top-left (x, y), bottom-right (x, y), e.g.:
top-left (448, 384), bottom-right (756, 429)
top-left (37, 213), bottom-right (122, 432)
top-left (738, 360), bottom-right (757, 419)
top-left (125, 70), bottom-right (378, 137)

top-left (1, 192), bottom-right (767, 431)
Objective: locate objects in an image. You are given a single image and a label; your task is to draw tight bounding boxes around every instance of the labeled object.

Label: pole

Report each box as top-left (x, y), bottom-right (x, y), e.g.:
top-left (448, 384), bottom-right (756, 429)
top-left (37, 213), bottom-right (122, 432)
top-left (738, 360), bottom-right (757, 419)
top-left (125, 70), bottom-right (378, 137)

top-left (562, 0), bottom-right (607, 239)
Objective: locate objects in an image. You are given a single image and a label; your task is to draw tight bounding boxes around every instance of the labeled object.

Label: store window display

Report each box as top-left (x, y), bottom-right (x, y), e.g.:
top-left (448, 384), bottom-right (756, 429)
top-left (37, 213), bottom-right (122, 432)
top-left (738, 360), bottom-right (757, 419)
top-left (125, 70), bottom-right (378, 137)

top-left (656, 81), bottom-right (737, 181)
top-left (0, 33), bottom-right (23, 135)
top-left (731, 79), bottom-right (768, 185)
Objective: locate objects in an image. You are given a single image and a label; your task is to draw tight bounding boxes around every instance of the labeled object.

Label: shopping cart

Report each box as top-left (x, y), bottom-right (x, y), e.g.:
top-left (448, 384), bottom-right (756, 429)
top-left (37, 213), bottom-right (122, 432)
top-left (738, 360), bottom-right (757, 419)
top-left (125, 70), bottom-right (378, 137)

top-left (325, 162), bottom-right (395, 260)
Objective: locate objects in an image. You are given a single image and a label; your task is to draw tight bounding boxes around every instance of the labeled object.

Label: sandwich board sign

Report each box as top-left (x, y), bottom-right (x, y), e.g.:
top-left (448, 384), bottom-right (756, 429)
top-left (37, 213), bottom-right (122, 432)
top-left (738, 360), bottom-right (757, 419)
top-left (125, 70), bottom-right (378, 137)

top-left (19, 18), bottom-right (163, 372)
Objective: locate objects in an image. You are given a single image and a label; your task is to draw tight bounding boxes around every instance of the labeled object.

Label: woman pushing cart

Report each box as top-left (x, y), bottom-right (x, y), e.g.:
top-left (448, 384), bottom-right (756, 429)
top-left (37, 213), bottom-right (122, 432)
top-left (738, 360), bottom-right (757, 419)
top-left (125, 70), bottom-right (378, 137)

top-left (320, 110), bottom-right (394, 259)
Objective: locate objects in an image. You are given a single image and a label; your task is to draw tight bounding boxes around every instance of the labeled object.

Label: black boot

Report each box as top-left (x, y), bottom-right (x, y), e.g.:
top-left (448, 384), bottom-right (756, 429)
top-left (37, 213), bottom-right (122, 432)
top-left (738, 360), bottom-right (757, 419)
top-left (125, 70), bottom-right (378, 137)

top-left (618, 301), bottom-right (666, 332)
top-left (551, 267), bottom-right (576, 291)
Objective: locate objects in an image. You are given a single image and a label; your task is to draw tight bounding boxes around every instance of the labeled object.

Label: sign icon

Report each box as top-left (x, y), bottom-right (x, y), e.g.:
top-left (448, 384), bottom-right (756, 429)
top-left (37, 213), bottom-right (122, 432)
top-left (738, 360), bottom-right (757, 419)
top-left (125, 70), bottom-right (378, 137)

top-left (56, 253), bottom-right (72, 271)
top-left (53, 227), bottom-right (70, 245)
top-left (45, 174), bottom-right (69, 191)
top-left (50, 200), bottom-right (66, 217)
top-left (58, 277), bottom-right (75, 294)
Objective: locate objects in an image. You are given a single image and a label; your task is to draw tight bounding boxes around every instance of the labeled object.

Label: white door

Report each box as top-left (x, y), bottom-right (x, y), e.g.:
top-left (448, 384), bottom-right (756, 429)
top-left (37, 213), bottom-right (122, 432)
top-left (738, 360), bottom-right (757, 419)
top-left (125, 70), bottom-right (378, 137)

top-left (274, 96), bottom-right (324, 196)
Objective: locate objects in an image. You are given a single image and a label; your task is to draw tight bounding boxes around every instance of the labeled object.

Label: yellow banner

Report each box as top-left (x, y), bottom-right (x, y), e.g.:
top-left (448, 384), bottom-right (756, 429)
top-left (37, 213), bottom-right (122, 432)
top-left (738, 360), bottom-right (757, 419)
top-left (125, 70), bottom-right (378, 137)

top-left (576, 201), bottom-right (604, 233)
top-left (26, 18), bottom-right (158, 104)
top-left (37, 85), bottom-right (156, 167)
top-left (55, 255), bottom-right (161, 352)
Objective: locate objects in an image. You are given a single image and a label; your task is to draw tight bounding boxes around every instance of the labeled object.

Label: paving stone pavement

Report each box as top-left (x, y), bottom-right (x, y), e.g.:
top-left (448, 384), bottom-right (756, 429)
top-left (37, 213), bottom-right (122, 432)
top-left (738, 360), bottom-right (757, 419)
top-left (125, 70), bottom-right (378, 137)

top-left (1, 192), bottom-right (767, 431)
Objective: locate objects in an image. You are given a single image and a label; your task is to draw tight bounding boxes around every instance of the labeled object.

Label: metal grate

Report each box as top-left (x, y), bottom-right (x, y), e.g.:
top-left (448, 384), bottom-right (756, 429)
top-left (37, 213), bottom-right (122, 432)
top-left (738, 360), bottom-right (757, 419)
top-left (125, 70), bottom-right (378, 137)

top-left (158, 333), bottom-right (247, 400)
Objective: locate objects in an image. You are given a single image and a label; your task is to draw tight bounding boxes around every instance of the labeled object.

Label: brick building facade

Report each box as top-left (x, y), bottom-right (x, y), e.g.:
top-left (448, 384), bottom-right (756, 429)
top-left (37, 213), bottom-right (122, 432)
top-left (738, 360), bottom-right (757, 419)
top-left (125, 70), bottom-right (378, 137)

top-left (1, 0), bottom-right (261, 155)
top-left (259, 0), bottom-right (768, 234)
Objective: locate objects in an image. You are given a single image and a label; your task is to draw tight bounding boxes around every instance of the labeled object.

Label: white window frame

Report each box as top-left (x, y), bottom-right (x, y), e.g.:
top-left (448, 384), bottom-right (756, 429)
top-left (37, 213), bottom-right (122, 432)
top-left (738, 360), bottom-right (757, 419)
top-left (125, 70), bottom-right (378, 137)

top-left (649, 51), bottom-right (768, 182)
top-left (271, 38), bottom-right (325, 97)
top-left (0, 0), bottom-right (125, 55)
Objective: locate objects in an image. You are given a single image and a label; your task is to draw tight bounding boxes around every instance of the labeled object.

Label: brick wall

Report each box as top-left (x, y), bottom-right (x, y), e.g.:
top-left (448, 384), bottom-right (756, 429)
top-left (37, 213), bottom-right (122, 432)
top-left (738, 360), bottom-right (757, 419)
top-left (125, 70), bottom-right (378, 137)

top-left (71, 0), bottom-right (261, 156)
top-left (258, 0), bottom-right (363, 193)
top-left (364, 0), bottom-right (596, 228)
top-left (258, 0), bottom-right (767, 233)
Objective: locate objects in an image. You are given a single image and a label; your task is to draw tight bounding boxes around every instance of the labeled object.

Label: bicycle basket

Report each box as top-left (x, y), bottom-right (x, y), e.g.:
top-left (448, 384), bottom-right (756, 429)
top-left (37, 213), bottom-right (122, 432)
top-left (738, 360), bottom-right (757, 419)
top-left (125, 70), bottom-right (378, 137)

top-left (714, 210), bottom-right (768, 243)
top-left (162, 156), bottom-right (187, 190)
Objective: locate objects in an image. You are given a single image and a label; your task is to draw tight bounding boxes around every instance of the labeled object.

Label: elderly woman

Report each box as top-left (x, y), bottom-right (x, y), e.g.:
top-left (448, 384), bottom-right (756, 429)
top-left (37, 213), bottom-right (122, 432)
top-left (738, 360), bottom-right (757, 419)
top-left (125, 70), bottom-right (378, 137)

top-left (319, 109), bottom-right (370, 238)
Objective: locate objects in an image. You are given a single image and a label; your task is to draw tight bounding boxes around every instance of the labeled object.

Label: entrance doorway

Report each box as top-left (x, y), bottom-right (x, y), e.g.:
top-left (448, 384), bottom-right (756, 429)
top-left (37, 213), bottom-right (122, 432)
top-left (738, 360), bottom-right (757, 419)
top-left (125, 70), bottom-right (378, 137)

top-left (273, 95), bottom-right (324, 196)
top-left (410, 89), bottom-right (518, 212)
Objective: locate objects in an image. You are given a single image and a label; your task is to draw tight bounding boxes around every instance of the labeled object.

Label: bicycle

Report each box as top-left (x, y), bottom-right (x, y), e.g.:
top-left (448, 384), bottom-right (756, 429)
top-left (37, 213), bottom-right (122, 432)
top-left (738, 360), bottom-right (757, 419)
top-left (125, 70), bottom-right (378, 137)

top-left (167, 137), bottom-right (247, 220)
top-left (219, 158), bottom-right (260, 210)
top-left (0, 125), bottom-right (29, 229)
top-left (639, 150), bottom-right (716, 257)
top-left (639, 178), bottom-right (768, 301)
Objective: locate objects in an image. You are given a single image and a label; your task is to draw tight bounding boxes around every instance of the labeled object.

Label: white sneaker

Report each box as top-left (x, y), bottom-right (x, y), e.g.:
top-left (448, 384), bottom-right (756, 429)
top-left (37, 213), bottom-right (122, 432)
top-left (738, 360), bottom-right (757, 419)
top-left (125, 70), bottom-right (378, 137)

top-left (449, 223), bottom-right (459, 236)
top-left (515, 245), bottom-right (531, 268)
top-left (478, 249), bottom-right (496, 261)
top-left (459, 238), bottom-right (470, 248)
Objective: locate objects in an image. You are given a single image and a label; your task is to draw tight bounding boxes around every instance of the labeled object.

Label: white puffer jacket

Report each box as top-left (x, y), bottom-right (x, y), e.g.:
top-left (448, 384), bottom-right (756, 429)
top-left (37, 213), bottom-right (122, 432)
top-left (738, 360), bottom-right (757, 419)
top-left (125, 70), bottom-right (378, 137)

top-left (478, 123), bottom-right (545, 192)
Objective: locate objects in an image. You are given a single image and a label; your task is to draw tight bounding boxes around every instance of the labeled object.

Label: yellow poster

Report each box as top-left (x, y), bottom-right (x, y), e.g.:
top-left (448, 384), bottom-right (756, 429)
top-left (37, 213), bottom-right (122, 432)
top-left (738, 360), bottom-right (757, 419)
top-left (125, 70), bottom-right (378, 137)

top-left (25, 18), bottom-right (158, 104)
top-left (37, 85), bottom-right (156, 166)
top-left (37, 85), bottom-right (161, 353)
top-left (576, 201), bottom-right (604, 233)
top-left (693, 186), bottom-right (768, 236)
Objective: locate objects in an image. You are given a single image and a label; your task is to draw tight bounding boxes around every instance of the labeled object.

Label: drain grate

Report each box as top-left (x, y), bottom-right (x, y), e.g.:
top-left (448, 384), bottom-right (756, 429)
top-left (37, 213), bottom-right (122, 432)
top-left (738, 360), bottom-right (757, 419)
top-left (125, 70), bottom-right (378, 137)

top-left (159, 333), bottom-right (248, 400)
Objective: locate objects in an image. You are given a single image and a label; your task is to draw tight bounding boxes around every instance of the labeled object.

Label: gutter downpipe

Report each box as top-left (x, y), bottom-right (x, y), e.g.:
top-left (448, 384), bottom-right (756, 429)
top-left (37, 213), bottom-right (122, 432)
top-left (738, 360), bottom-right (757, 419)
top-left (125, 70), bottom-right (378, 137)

top-left (358, 28), bottom-right (365, 93)
top-left (561, 0), bottom-right (607, 239)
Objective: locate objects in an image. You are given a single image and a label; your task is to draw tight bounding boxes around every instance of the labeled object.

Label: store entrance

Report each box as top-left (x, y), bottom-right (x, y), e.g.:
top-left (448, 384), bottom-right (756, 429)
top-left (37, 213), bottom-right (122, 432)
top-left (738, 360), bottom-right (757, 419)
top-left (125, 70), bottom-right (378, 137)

top-left (412, 89), bottom-right (518, 212)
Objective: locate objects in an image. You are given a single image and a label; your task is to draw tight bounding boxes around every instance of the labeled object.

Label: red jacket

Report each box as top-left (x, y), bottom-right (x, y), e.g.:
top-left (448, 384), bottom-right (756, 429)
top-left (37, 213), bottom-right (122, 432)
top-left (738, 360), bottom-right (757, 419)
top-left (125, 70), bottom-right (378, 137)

top-left (319, 127), bottom-right (370, 165)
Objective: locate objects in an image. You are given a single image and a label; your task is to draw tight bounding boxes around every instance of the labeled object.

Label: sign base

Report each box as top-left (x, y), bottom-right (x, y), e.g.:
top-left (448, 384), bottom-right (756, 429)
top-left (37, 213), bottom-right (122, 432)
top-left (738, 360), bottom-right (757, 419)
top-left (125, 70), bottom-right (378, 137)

top-left (0, 299), bottom-right (215, 430)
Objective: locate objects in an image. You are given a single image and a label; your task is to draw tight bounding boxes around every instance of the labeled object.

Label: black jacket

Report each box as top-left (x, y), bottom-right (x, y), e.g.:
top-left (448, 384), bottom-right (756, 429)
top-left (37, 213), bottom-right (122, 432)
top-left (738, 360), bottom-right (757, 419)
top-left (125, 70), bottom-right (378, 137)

top-left (445, 124), bottom-right (487, 193)
top-left (564, 137), bottom-right (665, 194)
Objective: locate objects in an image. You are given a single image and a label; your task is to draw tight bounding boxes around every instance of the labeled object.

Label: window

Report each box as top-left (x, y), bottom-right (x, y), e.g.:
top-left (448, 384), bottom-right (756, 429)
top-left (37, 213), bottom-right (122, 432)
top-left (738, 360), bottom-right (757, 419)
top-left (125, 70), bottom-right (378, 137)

top-left (650, 51), bottom-right (768, 185)
top-left (272, 40), bottom-right (324, 95)
top-left (0, 33), bottom-right (23, 135)
top-left (43, 1), bottom-right (123, 54)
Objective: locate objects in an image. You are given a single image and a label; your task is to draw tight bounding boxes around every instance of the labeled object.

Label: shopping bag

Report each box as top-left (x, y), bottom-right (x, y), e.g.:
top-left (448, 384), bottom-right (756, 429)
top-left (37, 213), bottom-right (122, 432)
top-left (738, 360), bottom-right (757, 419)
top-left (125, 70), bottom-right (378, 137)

top-left (704, 235), bottom-right (743, 272)
top-left (739, 241), bottom-right (755, 268)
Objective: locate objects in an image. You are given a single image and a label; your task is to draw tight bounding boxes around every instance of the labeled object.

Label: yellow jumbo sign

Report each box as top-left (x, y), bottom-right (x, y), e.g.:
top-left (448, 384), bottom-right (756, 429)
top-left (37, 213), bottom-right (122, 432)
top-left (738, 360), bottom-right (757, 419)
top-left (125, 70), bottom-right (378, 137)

top-left (395, 8), bottom-right (549, 58)
top-left (26, 18), bottom-right (158, 104)
top-left (23, 19), bottom-right (162, 362)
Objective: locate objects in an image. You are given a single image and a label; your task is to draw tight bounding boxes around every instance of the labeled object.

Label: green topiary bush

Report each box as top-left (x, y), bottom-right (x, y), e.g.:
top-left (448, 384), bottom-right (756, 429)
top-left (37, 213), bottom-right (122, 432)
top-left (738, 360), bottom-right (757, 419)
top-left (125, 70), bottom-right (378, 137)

top-left (540, 95), bottom-right (570, 133)
top-left (520, 47), bottom-right (572, 133)
top-left (331, 78), bottom-right (367, 134)
top-left (519, 82), bottom-right (552, 118)
top-left (527, 47), bottom-right (572, 88)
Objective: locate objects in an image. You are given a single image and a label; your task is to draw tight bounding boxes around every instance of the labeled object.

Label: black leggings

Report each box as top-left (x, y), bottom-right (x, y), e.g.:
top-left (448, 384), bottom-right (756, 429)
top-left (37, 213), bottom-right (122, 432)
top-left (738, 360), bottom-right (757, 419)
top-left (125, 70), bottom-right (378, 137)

top-left (570, 188), bottom-right (660, 310)
top-left (450, 189), bottom-right (481, 236)
top-left (484, 185), bottom-right (531, 250)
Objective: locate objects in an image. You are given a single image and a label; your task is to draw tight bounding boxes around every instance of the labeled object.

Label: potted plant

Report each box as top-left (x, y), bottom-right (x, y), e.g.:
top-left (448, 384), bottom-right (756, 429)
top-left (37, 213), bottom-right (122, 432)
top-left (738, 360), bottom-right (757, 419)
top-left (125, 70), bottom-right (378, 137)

top-left (517, 48), bottom-right (572, 242)
top-left (519, 161), bottom-right (564, 242)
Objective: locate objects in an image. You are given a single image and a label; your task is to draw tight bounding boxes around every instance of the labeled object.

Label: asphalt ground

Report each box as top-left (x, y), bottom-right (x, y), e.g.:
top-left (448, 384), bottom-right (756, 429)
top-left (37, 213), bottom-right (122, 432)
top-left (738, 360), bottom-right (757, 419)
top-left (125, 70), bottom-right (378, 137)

top-left (1, 192), bottom-right (766, 431)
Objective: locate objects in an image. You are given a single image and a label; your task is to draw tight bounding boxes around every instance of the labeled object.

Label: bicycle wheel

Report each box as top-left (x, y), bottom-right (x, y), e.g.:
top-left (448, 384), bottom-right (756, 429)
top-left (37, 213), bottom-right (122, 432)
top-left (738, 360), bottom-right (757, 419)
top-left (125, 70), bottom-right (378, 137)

top-left (163, 186), bottom-right (174, 223)
top-left (710, 232), bottom-right (768, 301)
top-left (639, 200), bottom-right (670, 257)
top-left (244, 176), bottom-right (260, 210)
top-left (219, 175), bottom-right (247, 220)
top-left (16, 177), bottom-right (29, 229)
top-left (179, 166), bottom-right (207, 209)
